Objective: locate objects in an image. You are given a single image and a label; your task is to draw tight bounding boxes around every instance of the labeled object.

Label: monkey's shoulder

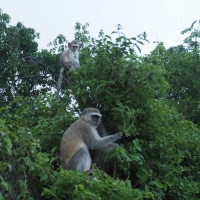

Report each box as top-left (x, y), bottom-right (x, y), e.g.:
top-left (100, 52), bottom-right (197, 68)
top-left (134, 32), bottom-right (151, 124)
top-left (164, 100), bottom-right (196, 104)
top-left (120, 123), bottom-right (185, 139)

top-left (72, 118), bottom-right (93, 129)
top-left (62, 49), bottom-right (70, 55)
top-left (63, 119), bottom-right (91, 135)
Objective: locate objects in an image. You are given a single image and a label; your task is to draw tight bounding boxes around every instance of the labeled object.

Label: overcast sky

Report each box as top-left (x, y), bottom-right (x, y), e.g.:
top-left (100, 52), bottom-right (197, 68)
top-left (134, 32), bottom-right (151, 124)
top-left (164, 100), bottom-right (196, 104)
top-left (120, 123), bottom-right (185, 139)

top-left (1, 0), bottom-right (200, 54)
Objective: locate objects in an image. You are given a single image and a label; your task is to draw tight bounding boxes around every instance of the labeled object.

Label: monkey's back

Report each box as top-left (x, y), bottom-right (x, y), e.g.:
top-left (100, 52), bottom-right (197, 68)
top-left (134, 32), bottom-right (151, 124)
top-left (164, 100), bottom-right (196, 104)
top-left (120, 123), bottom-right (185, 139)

top-left (60, 119), bottom-right (89, 163)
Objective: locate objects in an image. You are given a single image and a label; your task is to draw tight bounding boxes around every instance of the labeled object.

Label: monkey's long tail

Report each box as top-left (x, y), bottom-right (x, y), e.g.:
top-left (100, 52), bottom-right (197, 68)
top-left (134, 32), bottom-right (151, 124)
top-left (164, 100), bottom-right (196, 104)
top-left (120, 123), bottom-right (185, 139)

top-left (56, 67), bottom-right (65, 100)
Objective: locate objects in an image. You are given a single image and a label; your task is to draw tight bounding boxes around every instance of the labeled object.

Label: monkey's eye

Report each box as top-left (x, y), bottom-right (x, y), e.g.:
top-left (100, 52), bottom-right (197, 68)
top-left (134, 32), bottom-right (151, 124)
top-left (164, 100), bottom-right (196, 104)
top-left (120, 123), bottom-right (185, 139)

top-left (72, 46), bottom-right (78, 48)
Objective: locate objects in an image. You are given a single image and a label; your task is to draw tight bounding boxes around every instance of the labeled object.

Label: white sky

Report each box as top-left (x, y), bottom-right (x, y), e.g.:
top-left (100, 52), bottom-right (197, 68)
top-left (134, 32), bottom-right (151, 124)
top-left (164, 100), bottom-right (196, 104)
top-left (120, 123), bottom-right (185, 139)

top-left (1, 0), bottom-right (200, 54)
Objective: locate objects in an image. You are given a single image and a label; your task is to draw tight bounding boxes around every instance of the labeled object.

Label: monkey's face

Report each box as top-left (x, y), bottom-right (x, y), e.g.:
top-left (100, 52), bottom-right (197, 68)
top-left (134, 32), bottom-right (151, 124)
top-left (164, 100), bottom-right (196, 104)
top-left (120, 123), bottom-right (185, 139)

top-left (71, 44), bottom-right (79, 52)
top-left (68, 43), bottom-right (79, 52)
top-left (91, 114), bottom-right (101, 127)
top-left (82, 108), bottom-right (102, 127)
top-left (68, 40), bottom-right (81, 52)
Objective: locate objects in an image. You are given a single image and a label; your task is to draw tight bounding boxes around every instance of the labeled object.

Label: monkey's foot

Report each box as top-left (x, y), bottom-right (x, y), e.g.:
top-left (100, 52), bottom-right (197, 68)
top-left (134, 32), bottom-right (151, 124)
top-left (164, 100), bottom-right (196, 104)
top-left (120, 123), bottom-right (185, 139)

top-left (86, 169), bottom-right (94, 176)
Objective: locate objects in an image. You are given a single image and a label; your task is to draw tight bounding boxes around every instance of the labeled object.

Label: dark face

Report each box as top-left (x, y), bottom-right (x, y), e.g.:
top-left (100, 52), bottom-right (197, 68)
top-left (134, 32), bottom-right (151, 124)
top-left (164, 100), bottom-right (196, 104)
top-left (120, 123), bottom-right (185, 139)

top-left (91, 115), bottom-right (101, 126)
top-left (71, 43), bottom-right (79, 52)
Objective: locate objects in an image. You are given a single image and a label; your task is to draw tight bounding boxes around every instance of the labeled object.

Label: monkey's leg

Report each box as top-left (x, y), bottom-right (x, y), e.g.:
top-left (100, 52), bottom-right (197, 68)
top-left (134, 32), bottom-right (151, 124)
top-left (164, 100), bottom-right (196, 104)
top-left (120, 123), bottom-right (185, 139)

top-left (66, 148), bottom-right (91, 172)
top-left (85, 169), bottom-right (94, 176)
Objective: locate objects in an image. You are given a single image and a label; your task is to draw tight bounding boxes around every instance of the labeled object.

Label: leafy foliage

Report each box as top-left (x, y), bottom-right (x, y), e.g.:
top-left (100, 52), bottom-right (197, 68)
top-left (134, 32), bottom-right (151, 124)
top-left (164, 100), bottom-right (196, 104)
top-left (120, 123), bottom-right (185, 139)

top-left (0, 9), bottom-right (60, 107)
top-left (145, 20), bottom-right (200, 125)
top-left (1, 9), bottom-right (200, 200)
top-left (181, 20), bottom-right (200, 48)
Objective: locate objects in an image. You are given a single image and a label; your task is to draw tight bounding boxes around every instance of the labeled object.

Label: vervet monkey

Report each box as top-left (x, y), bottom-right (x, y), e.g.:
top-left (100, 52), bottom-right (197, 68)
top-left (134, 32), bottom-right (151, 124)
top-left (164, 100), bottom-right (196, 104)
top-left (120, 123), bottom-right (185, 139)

top-left (60, 108), bottom-right (122, 172)
top-left (56, 40), bottom-right (82, 100)
top-left (60, 40), bottom-right (82, 71)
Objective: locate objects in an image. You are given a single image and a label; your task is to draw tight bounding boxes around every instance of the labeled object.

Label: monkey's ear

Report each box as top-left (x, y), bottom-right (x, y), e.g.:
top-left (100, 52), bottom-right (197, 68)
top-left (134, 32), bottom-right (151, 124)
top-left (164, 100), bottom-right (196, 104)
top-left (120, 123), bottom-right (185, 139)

top-left (68, 43), bottom-right (71, 47)
top-left (82, 108), bottom-right (87, 116)
top-left (79, 43), bottom-right (82, 49)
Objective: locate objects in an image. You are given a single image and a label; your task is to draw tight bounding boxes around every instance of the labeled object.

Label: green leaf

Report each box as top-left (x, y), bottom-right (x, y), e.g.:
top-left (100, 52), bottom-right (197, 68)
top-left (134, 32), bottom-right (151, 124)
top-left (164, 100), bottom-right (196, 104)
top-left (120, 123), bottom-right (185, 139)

top-left (133, 139), bottom-right (142, 151)
top-left (145, 184), bottom-right (149, 192)
top-left (40, 174), bottom-right (48, 182)
top-left (81, 95), bottom-right (87, 103)
top-left (155, 180), bottom-right (164, 188)
top-left (166, 181), bottom-right (175, 187)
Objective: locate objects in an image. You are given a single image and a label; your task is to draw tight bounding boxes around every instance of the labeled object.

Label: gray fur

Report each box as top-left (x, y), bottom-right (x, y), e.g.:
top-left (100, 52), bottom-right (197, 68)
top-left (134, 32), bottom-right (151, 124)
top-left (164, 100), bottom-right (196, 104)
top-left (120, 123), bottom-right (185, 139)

top-left (60, 108), bottom-right (122, 171)
top-left (60, 40), bottom-right (82, 71)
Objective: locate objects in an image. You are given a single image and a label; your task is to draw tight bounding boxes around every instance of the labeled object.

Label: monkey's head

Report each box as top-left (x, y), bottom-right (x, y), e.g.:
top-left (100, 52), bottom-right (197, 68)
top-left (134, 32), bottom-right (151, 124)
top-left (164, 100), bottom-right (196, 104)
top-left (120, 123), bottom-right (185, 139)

top-left (68, 40), bottom-right (82, 52)
top-left (82, 108), bottom-right (102, 127)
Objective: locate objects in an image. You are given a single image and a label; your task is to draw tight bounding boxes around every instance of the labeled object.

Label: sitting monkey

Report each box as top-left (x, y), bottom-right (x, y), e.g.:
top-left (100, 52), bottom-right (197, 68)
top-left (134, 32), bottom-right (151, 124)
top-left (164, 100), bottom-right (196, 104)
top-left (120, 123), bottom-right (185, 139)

top-left (56, 40), bottom-right (82, 99)
top-left (60, 107), bottom-right (122, 171)
top-left (60, 40), bottom-right (82, 71)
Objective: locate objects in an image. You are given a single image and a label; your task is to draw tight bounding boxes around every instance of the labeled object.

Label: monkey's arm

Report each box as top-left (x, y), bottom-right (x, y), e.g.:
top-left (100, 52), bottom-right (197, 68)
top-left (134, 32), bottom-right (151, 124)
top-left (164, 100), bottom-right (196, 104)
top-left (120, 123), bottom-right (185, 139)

top-left (89, 132), bottom-right (122, 150)
top-left (69, 52), bottom-right (80, 68)
top-left (97, 143), bottom-right (120, 152)
top-left (60, 50), bottom-right (79, 68)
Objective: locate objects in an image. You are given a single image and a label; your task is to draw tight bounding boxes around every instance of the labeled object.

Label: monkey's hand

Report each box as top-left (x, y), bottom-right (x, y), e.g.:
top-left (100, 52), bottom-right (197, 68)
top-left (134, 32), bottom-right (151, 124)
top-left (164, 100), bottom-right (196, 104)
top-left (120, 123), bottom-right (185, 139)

top-left (75, 64), bottom-right (80, 68)
top-left (115, 132), bottom-right (122, 139)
